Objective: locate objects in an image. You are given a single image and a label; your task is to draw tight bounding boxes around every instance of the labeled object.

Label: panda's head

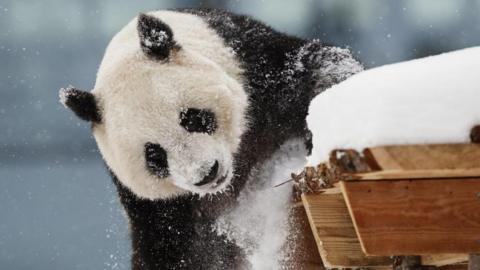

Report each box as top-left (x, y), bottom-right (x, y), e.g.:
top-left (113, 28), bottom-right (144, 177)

top-left (59, 11), bottom-right (248, 200)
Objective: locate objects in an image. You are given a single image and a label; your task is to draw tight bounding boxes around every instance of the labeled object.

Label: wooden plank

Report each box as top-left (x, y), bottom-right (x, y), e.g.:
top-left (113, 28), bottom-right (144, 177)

top-left (353, 144), bottom-right (480, 180)
top-left (301, 193), bottom-right (392, 268)
top-left (422, 254), bottom-right (468, 266)
top-left (439, 264), bottom-right (468, 270)
top-left (365, 144), bottom-right (480, 171)
top-left (353, 168), bottom-right (480, 180)
top-left (341, 178), bottom-right (480, 255)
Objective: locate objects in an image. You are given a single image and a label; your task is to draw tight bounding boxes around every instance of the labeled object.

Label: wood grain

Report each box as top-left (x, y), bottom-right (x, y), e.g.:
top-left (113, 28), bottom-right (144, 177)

top-left (341, 179), bottom-right (480, 255)
top-left (354, 144), bottom-right (480, 180)
top-left (353, 168), bottom-right (480, 180)
top-left (422, 254), bottom-right (468, 266)
top-left (439, 264), bottom-right (468, 270)
top-left (301, 193), bottom-right (392, 268)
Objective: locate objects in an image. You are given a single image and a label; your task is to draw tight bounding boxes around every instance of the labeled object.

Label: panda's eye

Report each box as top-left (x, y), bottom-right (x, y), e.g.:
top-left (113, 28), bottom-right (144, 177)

top-left (180, 108), bottom-right (217, 135)
top-left (145, 142), bottom-right (169, 178)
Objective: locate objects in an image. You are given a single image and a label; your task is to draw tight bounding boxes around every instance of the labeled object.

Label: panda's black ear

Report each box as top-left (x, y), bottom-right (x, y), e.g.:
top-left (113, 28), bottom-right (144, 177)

top-left (137, 13), bottom-right (180, 61)
top-left (298, 39), bottom-right (364, 95)
top-left (59, 86), bottom-right (101, 123)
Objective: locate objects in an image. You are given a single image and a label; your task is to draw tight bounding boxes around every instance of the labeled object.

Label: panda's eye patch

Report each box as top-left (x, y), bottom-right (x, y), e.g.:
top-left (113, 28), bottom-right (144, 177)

top-left (179, 108), bottom-right (217, 135)
top-left (145, 142), bottom-right (169, 178)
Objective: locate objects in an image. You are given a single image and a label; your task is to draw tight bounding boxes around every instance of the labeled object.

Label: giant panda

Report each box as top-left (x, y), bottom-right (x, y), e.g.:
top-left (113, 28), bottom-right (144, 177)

top-left (59, 8), bottom-right (362, 270)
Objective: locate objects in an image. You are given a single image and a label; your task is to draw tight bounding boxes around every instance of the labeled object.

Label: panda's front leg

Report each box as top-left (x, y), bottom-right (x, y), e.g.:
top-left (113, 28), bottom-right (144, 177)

top-left (112, 174), bottom-right (245, 269)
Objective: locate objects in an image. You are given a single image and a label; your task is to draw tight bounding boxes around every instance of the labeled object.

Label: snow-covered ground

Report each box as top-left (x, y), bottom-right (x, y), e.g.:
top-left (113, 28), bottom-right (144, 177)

top-left (307, 46), bottom-right (480, 164)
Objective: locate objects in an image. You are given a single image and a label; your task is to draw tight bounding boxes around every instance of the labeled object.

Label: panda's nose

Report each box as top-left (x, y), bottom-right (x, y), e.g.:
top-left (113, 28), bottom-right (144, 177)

top-left (195, 161), bottom-right (219, 186)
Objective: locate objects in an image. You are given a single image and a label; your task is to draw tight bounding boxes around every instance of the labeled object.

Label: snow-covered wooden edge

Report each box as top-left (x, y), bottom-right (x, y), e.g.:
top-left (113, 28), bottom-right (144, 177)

top-left (307, 143), bottom-right (480, 184)
top-left (306, 47), bottom-right (480, 166)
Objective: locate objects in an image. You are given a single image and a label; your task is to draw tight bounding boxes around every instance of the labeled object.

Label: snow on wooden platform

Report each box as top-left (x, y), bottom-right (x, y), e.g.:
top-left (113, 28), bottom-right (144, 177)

top-left (307, 47), bottom-right (480, 165)
top-left (301, 47), bottom-right (480, 269)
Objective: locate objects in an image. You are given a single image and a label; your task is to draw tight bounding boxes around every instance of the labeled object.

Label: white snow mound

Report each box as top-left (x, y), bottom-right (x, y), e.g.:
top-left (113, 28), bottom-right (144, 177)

top-left (307, 46), bottom-right (480, 164)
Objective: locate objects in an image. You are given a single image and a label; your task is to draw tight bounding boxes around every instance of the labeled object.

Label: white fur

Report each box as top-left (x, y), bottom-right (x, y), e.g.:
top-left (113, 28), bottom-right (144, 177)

top-left (91, 11), bottom-right (248, 199)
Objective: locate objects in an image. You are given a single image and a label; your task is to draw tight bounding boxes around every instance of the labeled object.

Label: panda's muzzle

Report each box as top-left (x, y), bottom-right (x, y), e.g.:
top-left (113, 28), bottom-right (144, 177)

top-left (195, 161), bottom-right (219, 186)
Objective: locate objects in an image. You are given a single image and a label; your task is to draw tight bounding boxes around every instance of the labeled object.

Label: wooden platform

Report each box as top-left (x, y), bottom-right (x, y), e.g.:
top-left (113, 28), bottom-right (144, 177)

top-left (301, 143), bottom-right (480, 269)
top-left (356, 143), bottom-right (480, 180)
top-left (302, 192), bottom-right (392, 268)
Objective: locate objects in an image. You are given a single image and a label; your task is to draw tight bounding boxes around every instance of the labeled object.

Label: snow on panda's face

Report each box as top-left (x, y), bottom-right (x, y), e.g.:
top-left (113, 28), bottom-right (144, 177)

top-left (87, 12), bottom-right (248, 199)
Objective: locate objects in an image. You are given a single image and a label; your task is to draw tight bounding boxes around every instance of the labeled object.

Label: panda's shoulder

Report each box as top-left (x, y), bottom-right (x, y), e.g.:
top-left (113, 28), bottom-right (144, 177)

top-left (177, 8), bottom-right (306, 59)
top-left (177, 8), bottom-right (294, 38)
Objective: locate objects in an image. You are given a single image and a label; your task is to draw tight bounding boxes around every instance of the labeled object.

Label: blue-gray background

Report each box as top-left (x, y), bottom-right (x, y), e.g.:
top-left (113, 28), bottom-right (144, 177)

top-left (1, 0), bottom-right (479, 269)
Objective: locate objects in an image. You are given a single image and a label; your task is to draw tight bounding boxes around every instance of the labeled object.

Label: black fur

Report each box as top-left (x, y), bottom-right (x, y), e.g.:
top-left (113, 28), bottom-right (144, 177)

top-left (112, 173), bottom-right (245, 270)
top-left (179, 108), bottom-right (217, 135)
top-left (61, 86), bottom-right (101, 122)
top-left (194, 160), bottom-right (219, 186)
top-left (137, 13), bottom-right (180, 60)
top-left (106, 9), bottom-right (362, 270)
top-left (145, 143), bottom-right (170, 178)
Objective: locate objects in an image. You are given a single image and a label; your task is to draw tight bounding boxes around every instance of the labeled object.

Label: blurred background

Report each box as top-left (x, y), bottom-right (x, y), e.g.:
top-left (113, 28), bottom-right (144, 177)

top-left (0, 0), bottom-right (479, 269)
